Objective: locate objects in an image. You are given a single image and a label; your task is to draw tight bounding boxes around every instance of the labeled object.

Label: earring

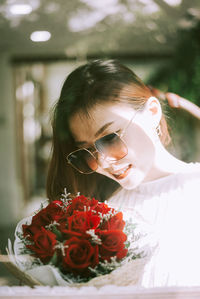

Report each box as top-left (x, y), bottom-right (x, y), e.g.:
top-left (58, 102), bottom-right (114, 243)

top-left (156, 125), bottom-right (162, 136)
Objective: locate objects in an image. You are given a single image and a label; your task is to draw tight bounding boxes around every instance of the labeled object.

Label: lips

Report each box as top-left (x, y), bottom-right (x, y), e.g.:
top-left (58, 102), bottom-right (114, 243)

top-left (110, 164), bottom-right (132, 180)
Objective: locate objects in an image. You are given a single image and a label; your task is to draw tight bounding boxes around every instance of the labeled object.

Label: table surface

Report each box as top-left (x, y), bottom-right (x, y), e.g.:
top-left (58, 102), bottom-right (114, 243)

top-left (1, 285), bottom-right (200, 299)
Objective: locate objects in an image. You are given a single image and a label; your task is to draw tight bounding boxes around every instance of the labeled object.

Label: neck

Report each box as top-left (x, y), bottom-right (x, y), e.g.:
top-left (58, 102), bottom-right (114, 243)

top-left (144, 140), bottom-right (187, 182)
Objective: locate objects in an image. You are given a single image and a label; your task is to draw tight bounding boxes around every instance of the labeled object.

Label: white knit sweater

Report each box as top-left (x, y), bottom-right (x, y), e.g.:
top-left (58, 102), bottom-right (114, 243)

top-left (108, 162), bottom-right (200, 287)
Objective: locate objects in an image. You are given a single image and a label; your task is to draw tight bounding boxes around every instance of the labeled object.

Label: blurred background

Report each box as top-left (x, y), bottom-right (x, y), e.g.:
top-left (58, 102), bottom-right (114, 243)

top-left (0, 0), bottom-right (200, 284)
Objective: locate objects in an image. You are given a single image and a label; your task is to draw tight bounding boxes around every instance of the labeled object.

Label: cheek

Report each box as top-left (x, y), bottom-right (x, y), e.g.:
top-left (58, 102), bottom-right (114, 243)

top-left (87, 155), bottom-right (98, 171)
top-left (125, 126), bottom-right (155, 167)
top-left (128, 140), bottom-right (154, 167)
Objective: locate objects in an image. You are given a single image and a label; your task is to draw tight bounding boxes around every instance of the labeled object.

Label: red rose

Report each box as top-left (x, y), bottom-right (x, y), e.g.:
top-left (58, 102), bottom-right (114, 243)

top-left (62, 237), bottom-right (99, 273)
top-left (116, 247), bottom-right (128, 260)
top-left (100, 212), bottom-right (125, 231)
top-left (94, 202), bottom-right (113, 215)
top-left (98, 230), bottom-right (127, 261)
top-left (46, 200), bottom-right (66, 222)
top-left (66, 196), bottom-right (98, 216)
top-left (31, 208), bottom-right (51, 227)
top-left (59, 229), bottom-right (85, 239)
top-left (31, 201), bottom-right (66, 227)
top-left (67, 211), bottom-right (101, 233)
top-left (22, 223), bottom-right (40, 240)
top-left (26, 227), bottom-right (57, 263)
top-left (45, 200), bottom-right (66, 221)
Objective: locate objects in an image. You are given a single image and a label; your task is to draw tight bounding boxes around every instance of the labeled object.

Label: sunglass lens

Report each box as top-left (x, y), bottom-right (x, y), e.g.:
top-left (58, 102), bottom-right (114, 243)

top-left (68, 150), bottom-right (98, 174)
top-left (95, 133), bottom-right (127, 160)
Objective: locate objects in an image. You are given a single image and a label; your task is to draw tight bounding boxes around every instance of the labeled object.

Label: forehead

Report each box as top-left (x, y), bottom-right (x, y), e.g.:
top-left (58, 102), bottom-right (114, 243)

top-left (69, 102), bottom-right (135, 143)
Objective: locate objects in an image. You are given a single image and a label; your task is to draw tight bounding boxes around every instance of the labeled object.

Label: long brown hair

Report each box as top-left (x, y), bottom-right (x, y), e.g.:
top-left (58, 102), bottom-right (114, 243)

top-left (46, 59), bottom-right (170, 202)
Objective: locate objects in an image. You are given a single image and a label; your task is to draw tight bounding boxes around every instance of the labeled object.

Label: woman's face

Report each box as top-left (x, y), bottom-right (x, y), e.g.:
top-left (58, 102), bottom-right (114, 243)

top-left (69, 102), bottom-right (157, 190)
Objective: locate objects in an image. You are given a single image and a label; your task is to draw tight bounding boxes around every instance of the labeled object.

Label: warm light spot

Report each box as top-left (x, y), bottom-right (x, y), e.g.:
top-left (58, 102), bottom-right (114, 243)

top-left (30, 31), bottom-right (51, 42)
top-left (138, 0), bottom-right (160, 14)
top-left (163, 0), bottom-right (182, 6)
top-left (9, 4), bottom-right (32, 15)
top-left (16, 81), bottom-right (34, 100)
top-left (23, 119), bottom-right (41, 143)
top-left (68, 0), bottom-right (126, 32)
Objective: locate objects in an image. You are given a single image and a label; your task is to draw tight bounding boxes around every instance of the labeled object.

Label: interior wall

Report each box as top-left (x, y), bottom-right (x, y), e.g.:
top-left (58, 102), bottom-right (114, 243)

top-left (0, 53), bottom-right (24, 226)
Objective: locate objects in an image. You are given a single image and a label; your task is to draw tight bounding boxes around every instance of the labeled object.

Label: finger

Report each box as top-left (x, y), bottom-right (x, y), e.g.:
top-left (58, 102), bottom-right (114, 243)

top-left (165, 93), bottom-right (180, 108)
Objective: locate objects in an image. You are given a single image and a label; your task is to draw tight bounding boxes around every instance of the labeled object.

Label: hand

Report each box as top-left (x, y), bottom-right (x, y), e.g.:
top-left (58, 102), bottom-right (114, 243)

top-left (165, 92), bottom-right (180, 108)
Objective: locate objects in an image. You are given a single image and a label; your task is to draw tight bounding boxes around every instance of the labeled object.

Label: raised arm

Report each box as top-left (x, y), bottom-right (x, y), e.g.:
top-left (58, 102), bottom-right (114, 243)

top-left (165, 92), bottom-right (200, 120)
top-left (148, 86), bottom-right (200, 120)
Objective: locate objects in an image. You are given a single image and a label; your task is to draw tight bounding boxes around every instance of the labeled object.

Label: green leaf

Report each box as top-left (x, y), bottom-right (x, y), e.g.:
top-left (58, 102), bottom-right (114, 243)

top-left (49, 251), bottom-right (58, 266)
top-left (52, 226), bottom-right (63, 241)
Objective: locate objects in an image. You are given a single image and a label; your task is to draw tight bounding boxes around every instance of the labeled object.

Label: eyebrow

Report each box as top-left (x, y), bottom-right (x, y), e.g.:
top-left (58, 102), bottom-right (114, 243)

top-left (75, 121), bottom-right (114, 147)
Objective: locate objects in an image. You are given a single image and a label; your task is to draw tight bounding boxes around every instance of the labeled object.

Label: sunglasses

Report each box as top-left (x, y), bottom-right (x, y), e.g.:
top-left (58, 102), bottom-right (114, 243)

top-left (66, 111), bottom-right (138, 174)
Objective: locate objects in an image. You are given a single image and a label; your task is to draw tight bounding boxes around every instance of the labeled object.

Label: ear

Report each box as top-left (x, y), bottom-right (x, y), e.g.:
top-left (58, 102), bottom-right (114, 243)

top-left (144, 96), bottom-right (162, 127)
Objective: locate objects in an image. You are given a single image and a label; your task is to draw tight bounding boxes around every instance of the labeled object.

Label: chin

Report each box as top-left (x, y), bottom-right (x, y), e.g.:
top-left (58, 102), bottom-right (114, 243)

top-left (115, 169), bottom-right (146, 190)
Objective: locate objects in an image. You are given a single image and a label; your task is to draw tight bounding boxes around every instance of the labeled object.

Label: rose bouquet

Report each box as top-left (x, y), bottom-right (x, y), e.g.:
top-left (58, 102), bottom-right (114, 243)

top-left (7, 190), bottom-right (148, 286)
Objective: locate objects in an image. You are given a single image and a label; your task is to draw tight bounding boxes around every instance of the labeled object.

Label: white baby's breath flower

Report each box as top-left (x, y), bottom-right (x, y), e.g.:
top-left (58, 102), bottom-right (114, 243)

top-left (86, 229), bottom-right (102, 245)
top-left (60, 188), bottom-right (72, 203)
top-left (45, 220), bottom-right (60, 230)
top-left (54, 242), bottom-right (69, 256)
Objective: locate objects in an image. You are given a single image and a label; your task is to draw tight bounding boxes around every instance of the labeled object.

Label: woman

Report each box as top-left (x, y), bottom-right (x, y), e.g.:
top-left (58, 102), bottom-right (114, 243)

top-left (47, 59), bottom-right (200, 287)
